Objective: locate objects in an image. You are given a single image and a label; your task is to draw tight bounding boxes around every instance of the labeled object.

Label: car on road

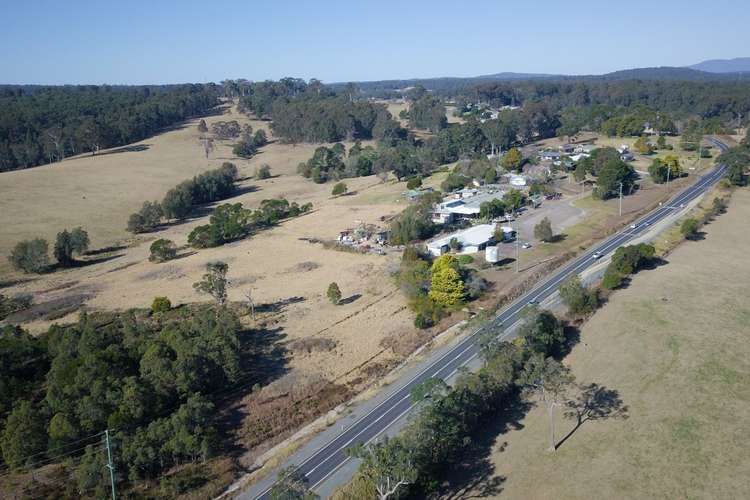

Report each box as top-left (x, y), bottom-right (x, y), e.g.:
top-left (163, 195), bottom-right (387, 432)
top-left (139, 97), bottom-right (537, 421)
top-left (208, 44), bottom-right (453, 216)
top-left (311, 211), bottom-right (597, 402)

top-left (592, 251), bottom-right (603, 259)
top-left (630, 223), bottom-right (638, 229)
top-left (522, 242), bottom-right (532, 249)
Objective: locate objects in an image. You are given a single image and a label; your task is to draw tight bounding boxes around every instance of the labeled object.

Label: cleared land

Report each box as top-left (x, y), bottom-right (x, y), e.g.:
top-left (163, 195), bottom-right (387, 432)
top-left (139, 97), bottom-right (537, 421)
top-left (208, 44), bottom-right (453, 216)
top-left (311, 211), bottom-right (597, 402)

top-left (452, 188), bottom-right (750, 499)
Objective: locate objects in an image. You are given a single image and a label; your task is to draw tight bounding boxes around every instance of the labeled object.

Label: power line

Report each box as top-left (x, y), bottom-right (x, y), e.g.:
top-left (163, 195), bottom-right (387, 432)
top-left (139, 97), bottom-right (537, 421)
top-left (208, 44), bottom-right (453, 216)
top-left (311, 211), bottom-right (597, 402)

top-left (0, 443), bottom-right (105, 479)
top-left (0, 431), bottom-right (105, 473)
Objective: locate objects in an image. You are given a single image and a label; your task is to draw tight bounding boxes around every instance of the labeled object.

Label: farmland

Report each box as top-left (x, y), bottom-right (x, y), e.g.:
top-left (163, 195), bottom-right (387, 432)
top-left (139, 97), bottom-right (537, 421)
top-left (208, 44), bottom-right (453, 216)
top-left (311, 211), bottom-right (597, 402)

top-left (449, 188), bottom-right (750, 500)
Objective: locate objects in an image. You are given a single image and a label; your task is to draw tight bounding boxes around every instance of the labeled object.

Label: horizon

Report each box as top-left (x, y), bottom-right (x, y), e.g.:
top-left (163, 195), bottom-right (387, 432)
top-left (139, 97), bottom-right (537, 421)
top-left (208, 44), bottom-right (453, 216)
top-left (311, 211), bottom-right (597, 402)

top-left (2, 0), bottom-right (750, 85)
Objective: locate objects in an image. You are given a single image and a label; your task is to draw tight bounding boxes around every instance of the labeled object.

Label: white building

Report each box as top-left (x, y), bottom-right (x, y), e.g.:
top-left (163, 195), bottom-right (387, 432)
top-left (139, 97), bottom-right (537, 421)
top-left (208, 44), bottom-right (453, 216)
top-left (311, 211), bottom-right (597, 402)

top-left (427, 224), bottom-right (498, 256)
top-left (431, 190), bottom-right (510, 223)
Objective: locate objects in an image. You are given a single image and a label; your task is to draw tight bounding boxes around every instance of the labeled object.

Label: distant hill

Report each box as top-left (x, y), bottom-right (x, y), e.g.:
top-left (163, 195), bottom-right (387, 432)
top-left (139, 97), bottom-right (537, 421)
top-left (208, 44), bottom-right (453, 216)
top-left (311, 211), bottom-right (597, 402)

top-left (340, 65), bottom-right (750, 97)
top-left (689, 57), bottom-right (750, 73)
top-left (594, 66), bottom-right (732, 81)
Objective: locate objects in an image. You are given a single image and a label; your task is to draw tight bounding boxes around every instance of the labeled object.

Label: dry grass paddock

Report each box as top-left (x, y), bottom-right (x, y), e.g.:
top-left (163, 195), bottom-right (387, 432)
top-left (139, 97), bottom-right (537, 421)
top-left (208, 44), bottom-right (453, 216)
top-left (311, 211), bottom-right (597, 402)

top-left (452, 188), bottom-right (750, 499)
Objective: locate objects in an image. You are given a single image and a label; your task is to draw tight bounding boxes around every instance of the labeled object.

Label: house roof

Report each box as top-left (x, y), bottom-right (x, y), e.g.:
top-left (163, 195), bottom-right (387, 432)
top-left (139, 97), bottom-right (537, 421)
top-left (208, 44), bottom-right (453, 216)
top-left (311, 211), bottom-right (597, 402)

top-left (428, 224), bottom-right (496, 249)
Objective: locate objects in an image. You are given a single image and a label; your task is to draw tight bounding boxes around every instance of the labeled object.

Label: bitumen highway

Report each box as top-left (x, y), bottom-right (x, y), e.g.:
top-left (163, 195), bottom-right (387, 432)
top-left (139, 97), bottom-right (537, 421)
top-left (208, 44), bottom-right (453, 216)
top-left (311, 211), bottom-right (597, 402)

top-left (242, 139), bottom-right (729, 499)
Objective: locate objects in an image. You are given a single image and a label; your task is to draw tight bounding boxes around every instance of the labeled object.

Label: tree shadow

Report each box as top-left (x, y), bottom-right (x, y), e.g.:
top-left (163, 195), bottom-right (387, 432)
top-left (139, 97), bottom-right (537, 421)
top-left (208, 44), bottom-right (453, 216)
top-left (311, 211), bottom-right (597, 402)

top-left (84, 245), bottom-right (128, 256)
top-left (94, 144), bottom-right (151, 157)
top-left (439, 394), bottom-right (532, 499)
top-left (555, 323), bottom-right (581, 359)
top-left (52, 253), bottom-right (124, 271)
top-left (547, 233), bottom-right (568, 243)
top-left (255, 296), bottom-right (305, 314)
top-left (685, 231), bottom-right (707, 241)
top-left (0, 277), bottom-right (35, 289)
top-left (338, 294), bottom-right (362, 305)
top-left (557, 383), bottom-right (628, 450)
top-left (216, 325), bottom-right (290, 454)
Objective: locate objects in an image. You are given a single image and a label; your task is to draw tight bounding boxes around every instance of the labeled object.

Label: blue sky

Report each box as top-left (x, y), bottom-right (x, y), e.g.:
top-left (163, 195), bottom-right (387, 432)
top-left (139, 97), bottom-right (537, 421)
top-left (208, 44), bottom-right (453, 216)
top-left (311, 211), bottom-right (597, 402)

top-left (1, 0), bottom-right (748, 84)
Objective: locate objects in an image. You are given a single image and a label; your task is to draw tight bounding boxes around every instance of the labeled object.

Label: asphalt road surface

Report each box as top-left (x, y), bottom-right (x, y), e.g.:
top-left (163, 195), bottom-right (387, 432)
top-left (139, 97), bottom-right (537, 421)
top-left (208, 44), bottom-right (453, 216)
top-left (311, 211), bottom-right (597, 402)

top-left (244, 139), bottom-right (729, 499)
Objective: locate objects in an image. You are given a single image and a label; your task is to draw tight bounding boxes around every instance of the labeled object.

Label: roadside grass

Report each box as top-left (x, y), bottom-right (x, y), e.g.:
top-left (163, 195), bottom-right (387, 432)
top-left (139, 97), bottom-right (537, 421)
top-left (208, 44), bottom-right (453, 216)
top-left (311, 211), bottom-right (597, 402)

top-left (453, 188), bottom-right (750, 500)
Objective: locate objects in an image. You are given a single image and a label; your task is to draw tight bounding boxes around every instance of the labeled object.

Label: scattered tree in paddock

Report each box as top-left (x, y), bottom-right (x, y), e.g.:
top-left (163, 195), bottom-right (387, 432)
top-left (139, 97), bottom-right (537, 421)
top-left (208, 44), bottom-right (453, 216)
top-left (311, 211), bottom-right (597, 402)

top-left (53, 227), bottom-right (89, 267)
top-left (151, 296), bottom-right (172, 313)
top-left (517, 354), bottom-right (575, 452)
top-left (149, 238), bottom-right (177, 262)
top-left (193, 261), bottom-right (229, 307)
top-left (256, 164), bottom-right (272, 179)
top-left (680, 217), bottom-right (700, 239)
top-left (9, 238), bottom-right (49, 273)
top-left (534, 217), bottom-right (554, 242)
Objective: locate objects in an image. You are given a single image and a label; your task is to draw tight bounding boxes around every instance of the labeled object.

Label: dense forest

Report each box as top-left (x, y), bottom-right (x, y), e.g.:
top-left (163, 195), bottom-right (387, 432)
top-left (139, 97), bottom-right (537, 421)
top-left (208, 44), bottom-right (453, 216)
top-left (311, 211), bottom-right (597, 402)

top-left (0, 84), bottom-right (220, 171)
top-left (236, 78), bottom-right (403, 143)
top-left (0, 305), bottom-right (255, 497)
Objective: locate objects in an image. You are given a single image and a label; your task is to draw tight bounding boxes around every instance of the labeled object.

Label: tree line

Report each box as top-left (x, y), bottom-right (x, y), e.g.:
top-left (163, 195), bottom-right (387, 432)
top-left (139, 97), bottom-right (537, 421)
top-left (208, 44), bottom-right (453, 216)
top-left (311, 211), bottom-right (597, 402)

top-left (236, 79), bottom-right (403, 144)
top-left (0, 84), bottom-right (220, 171)
top-left (127, 162), bottom-right (239, 233)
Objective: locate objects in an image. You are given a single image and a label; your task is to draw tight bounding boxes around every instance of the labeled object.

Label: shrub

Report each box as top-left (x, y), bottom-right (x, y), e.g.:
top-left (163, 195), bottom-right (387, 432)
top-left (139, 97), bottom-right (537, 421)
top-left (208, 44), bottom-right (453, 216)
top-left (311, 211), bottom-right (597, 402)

top-left (559, 276), bottom-right (598, 316)
top-left (429, 265), bottom-right (465, 308)
top-left (680, 217), bottom-right (700, 239)
top-left (711, 197), bottom-right (727, 215)
top-left (332, 182), bottom-right (348, 196)
top-left (457, 255), bottom-right (474, 266)
top-left (406, 177), bottom-right (423, 190)
top-left (327, 282), bottom-right (342, 305)
top-left (601, 268), bottom-right (623, 290)
top-left (9, 239), bottom-right (49, 273)
top-left (151, 296), bottom-right (172, 313)
top-left (410, 295), bottom-right (443, 327)
top-left (149, 239), bottom-right (177, 262)
top-left (255, 164), bottom-right (271, 179)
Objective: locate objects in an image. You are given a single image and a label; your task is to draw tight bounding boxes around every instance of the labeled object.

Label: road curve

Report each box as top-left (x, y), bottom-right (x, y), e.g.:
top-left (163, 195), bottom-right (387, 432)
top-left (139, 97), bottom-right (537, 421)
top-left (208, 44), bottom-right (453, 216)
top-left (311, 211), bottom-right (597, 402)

top-left (244, 139), bottom-right (729, 499)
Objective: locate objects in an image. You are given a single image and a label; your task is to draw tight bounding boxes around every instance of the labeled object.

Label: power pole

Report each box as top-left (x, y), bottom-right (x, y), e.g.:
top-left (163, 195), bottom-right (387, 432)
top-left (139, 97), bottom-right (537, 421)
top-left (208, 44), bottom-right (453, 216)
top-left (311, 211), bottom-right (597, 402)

top-left (515, 226), bottom-right (520, 273)
top-left (618, 182), bottom-right (623, 216)
top-left (105, 430), bottom-right (116, 500)
top-left (666, 165), bottom-right (671, 192)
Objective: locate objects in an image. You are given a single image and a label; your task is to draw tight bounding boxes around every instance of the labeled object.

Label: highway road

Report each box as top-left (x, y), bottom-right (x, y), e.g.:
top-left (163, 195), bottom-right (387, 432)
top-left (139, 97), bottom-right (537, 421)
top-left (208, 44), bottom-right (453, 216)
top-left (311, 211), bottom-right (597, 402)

top-left (244, 139), bottom-right (729, 499)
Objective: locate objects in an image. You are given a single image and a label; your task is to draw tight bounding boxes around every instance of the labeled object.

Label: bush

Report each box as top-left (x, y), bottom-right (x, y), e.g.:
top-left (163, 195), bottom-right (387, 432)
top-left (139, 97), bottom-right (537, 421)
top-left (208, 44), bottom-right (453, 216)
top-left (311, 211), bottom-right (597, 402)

top-left (255, 164), bottom-right (271, 179)
top-left (332, 182), bottom-right (348, 196)
top-left (151, 296), bottom-right (172, 313)
top-left (457, 255), bottom-right (474, 266)
top-left (680, 217), bottom-right (700, 239)
top-left (149, 239), bottom-right (177, 262)
top-left (327, 282), bottom-right (342, 305)
top-left (9, 239), bottom-right (49, 273)
top-left (711, 197), bottom-right (727, 215)
top-left (559, 276), bottom-right (598, 316)
top-left (406, 176), bottom-right (423, 190)
top-left (601, 268), bottom-right (623, 290)
top-left (410, 295), bottom-right (443, 327)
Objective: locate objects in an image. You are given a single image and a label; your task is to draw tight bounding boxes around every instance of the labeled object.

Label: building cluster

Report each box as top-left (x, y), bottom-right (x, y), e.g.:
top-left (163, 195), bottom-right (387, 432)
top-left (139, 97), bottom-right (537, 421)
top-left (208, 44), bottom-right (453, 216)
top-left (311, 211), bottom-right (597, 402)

top-left (337, 222), bottom-right (390, 253)
top-left (426, 223), bottom-right (516, 261)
